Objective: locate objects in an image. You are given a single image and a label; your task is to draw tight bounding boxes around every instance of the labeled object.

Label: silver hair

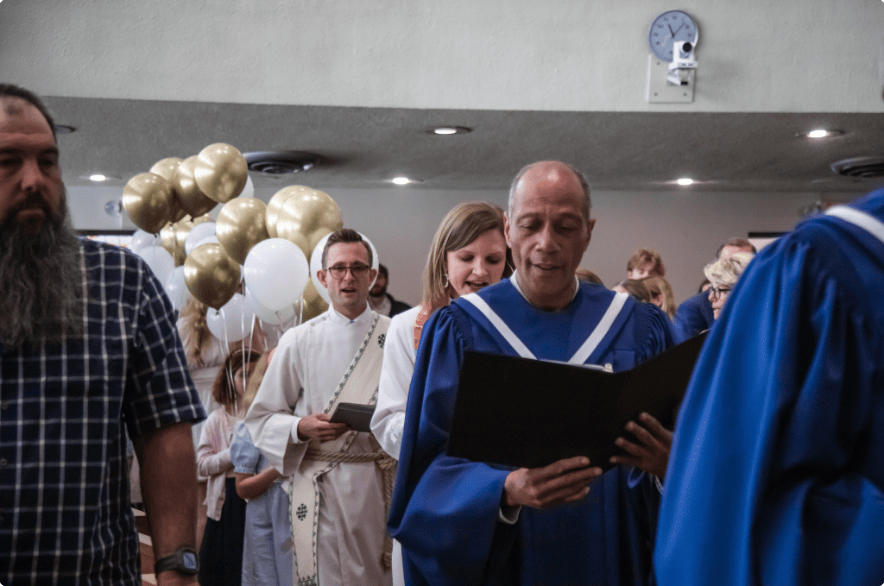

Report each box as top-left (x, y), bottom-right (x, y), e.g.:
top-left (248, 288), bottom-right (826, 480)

top-left (508, 161), bottom-right (591, 222)
top-left (703, 251), bottom-right (755, 288)
top-left (0, 193), bottom-right (85, 348)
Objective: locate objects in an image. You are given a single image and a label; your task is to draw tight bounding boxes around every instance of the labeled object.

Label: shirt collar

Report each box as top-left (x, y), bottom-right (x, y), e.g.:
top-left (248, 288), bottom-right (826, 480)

top-left (327, 304), bottom-right (373, 326)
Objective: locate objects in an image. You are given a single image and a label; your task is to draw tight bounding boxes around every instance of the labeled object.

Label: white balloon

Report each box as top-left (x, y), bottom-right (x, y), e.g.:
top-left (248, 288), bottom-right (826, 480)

top-left (164, 266), bottom-right (191, 311)
top-left (309, 232), bottom-right (380, 306)
top-left (206, 293), bottom-right (256, 343)
top-left (185, 222), bottom-right (217, 256)
top-left (135, 245), bottom-right (174, 288)
top-left (243, 238), bottom-right (310, 311)
top-left (130, 229), bottom-right (158, 253)
top-left (240, 175), bottom-right (255, 199)
top-left (244, 284), bottom-right (297, 325)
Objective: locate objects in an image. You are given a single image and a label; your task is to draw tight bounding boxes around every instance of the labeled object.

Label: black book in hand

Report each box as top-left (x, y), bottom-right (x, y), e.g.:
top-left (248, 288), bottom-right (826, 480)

top-left (446, 332), bottom-right (707, 470)
top-left (330, 402), bottom-right (376, 433)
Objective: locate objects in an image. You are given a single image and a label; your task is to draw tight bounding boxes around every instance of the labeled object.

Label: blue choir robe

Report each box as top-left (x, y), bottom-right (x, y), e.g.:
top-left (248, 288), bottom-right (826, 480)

top-left (655, 189), bottom-right (884, 586)
top-left (672, 292), bottom-right (713, 343)
top-left (388, 278), bottom-right (674, 586)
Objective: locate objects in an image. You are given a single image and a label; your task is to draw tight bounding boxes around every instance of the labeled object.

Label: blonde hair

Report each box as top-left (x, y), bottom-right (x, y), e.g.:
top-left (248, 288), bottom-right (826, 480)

top-left (241, 349), bottom-right (274, 414)
top-left (179, 297), bottom-right (213, 368)
top-left (704, 251), bottom-right (755, 288)
top-left (642, 275), bottom-right (677, 318)
top-left (420, 202), bottom-right (510, 311)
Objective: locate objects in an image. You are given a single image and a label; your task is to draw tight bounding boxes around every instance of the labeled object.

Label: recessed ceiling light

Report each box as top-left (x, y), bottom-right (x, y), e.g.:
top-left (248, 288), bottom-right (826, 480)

top-left (676, 178), bottom-right (694, 186)
top-left (426, 126), bottom-right (472, 136)
top-left (799, 129), bottom-right (844, 139)
top-left (89, 174), bottom-right (108, 182)
top-left (392, 177), bottom-right (411, 185)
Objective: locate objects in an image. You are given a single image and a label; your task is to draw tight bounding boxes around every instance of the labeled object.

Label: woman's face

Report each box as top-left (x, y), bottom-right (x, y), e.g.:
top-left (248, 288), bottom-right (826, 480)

top-left (445, 229), bottom-right (508, 299)
top-left (233, 361), bottom-right (257, 399)
top-left (708, 282), bottom-right (731, 319)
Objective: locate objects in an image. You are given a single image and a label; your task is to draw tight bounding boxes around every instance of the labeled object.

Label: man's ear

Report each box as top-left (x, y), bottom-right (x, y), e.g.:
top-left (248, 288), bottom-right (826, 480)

top-left (368, 268), bottom-right (378, 285)
top-left (585, 218), bottom-right (596, 249)
top-left (504, 212), bottom-right (514, 248)
top-left (317, 269), bottom-right (329, 289)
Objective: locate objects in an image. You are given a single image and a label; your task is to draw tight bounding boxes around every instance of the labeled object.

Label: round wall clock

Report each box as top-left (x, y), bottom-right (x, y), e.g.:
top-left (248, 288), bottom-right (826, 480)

top-left (648, 10), bottom-right (699, 61)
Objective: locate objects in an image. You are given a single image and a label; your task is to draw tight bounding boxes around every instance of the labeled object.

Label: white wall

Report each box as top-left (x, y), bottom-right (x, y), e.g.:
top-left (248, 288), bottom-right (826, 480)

top-left (1, 0), bottom-right (882, 113)
top-left (69, 183), bottom-right (860, 305)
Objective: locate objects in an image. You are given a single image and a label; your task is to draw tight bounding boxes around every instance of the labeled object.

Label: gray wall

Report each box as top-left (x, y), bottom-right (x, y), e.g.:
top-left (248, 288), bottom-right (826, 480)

top-left (69, 184), bottom-right (859, 305)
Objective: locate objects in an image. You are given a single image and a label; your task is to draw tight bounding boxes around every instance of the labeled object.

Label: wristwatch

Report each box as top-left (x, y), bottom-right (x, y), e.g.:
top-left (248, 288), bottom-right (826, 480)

top-left (154, 547), bottom-right (199, 576)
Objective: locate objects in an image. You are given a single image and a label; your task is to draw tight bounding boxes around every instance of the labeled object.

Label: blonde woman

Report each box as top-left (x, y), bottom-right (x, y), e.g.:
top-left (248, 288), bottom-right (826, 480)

top-left (370, 201), bottom-right (511, 586)
top-left (703, 251), bottom-right (755, 319)
top-left (642, 275), bottom-right (677, 319)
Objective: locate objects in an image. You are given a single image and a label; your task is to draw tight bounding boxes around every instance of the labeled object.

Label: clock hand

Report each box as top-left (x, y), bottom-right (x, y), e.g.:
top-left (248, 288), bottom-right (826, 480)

top-left (668, 24), bottom-right (675, 36)
top-left (673, 23), bottom-right (684, 35)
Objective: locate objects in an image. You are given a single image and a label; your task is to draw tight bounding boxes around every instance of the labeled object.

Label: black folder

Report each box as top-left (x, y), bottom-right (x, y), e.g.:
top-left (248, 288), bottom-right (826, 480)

top-left (446, 331), bottom-right (708, 470)
top-left (330, 402), bottom-right (375, 433)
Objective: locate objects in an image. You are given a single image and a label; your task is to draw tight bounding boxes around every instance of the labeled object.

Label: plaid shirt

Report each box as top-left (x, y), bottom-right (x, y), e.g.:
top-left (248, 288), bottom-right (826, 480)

top-left (0, 239), bottom-right (205, 585)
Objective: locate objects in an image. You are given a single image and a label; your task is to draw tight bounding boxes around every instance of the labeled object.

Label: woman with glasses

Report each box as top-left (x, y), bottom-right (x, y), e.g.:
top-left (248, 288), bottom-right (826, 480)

top-left (370, 201), bottom-right (511, 586)
top-left (703, 251), bottom-right (755, 320)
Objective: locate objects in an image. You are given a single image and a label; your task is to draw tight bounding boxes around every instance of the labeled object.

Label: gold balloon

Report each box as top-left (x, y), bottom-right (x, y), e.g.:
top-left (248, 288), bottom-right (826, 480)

top-left (151, 157), bottom-right (187, 223)
top-left (194, 143), bottom-right (248, 204)
top-left (216, 198), bottom-right (269, 265)
top-left (173, 219), bottom-right (194, 266)
top-left (174, 156), bottom-right (218, 217)
top-left (184, 243), bottom-right (241, 310)
top-left (266, 186), bottom-right (313, 238)
top-left (160, 222), bottom-right (176, 255)
top-left (122, 172), bottom-right (174, 234)
top-left (276, 189), bottom-right (343, 257)
top-left (192, 214), bottom-right (214, 226)
top-left (300, 280), bottom-right (328, 322)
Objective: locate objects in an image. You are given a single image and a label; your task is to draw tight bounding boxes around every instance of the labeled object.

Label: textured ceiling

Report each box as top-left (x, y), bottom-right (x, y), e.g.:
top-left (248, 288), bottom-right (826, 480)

top-left (49, 96), bottom-right (884, 194)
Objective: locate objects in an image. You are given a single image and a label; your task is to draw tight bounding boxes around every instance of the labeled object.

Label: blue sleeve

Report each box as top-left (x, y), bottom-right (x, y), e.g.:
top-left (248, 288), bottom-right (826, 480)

top-left (388, 308), bottom-right (516, 586)
top-left (230, 421), bottom-right (261, 474)
top-left (655, 214), bottom-right (884, 586)
top-left (672, 293), bottom-right (713, 343)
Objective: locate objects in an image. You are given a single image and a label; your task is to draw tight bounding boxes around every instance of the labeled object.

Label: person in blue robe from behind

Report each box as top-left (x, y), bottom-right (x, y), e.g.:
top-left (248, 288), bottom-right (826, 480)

top-left (656, 188), bottom-right (884, 586)
top-left (389, 161), bottom-right (675, 586)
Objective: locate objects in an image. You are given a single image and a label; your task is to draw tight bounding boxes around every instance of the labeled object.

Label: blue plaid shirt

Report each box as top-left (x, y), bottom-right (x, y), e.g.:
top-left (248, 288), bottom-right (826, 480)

top-left (0, 239), bottom-right (205, 585)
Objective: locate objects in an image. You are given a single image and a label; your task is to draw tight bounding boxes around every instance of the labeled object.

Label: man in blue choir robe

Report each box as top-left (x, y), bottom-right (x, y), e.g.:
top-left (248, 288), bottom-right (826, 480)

top-left (656, 188), bottom-right (884, 586)
top-left (389, 161), bottom-right (675, 586)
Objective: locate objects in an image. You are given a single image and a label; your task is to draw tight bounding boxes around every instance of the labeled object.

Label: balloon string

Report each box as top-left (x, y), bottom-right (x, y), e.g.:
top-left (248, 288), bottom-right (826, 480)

top-left (219, 307), bottom-right (236, 411)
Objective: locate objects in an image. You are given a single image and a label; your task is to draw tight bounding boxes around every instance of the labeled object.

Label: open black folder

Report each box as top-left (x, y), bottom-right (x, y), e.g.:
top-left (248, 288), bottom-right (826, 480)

top-left (446, 331), bottom-right (708, 471)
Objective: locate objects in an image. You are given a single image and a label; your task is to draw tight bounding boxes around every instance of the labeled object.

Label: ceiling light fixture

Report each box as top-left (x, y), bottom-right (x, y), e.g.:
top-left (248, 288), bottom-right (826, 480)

top-left (426, 126), bottom-right (472, 136)
top-left (392, 177), bottom-right (411, 185)
top-left (89, 174), bottom-right (108, 182)
top-left (799, 129), bottom-right (843, 139)
top-left (676, 178), bottom-right (694, 186)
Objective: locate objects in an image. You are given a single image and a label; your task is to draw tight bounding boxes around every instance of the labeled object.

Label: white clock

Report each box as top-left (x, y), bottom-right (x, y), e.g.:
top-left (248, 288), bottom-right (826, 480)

top-left (648, 10), bottom-right (699, 61)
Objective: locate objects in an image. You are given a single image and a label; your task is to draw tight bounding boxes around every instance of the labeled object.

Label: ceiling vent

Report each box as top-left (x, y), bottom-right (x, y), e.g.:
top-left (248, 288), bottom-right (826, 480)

top-left (244, 151), bottom-right (320, 175)
top-left (831, 156), bottom-right (884, 179)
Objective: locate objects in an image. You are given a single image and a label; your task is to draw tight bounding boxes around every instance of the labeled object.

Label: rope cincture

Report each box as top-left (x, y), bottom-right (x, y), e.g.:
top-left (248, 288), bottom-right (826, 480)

top-left (303, 445), bottom-right (397, 569)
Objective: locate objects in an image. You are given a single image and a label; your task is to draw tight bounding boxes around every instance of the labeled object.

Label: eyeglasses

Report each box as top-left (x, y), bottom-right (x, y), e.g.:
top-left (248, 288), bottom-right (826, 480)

top-left (326, 264), bottom-right (371, 279)
top-left (708, 286), bottom-right (732, 299)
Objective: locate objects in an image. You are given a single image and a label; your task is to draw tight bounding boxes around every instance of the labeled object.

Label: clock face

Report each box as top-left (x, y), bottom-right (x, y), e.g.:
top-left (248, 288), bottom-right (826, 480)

top-left (648, 10), bottom-right (699, 61)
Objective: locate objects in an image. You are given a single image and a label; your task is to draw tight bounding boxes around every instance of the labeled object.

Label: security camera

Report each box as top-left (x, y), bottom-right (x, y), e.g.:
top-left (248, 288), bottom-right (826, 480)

top-left (668, 41), bottom-right (698, 86)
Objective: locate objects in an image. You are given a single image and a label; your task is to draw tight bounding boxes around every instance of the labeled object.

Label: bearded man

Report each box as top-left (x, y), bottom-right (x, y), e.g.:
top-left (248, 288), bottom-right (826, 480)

top-left (0, 83), bottom-right (204, 585)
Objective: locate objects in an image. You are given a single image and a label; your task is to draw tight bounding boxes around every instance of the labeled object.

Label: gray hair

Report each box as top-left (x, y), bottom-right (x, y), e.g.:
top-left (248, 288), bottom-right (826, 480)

top-left (508, 161), bottom-right (591, 222)
top-left (704, 251), bottom-right (755, 288)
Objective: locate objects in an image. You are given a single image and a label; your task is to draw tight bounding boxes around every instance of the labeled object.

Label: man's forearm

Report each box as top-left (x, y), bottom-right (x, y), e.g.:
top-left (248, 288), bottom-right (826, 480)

top-left (134, 421), bottom-right (199, 585)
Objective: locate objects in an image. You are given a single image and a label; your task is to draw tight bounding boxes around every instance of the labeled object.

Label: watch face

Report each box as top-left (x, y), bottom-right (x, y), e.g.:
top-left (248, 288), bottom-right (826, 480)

top-left (182, 551), bottom-right (198, 570)
top-left (648, 10), bottom-right (699, 61)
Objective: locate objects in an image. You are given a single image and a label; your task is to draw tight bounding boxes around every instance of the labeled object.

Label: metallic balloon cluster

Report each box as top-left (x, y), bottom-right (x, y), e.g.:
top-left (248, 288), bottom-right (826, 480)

top-left (123, 144), bottom-right (343, 327)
